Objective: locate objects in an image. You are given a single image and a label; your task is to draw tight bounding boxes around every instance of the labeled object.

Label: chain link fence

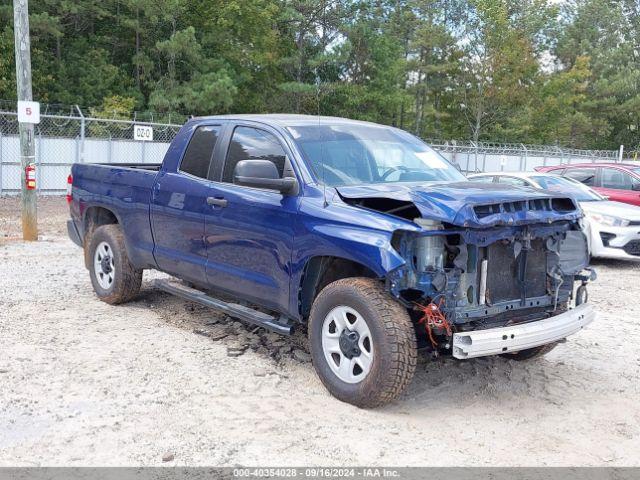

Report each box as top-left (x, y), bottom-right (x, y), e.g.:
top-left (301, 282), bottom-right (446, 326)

top-left (0, 101), bottom-right (184, 194)
top-left (0, 101), bottom-right (635, 194)
top-left (427, 140), bottom-right (624, 174)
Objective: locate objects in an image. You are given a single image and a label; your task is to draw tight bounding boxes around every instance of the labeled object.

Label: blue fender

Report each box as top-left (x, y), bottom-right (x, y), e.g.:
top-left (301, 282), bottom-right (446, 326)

top-left (287, 188), bottom-right (420, 317)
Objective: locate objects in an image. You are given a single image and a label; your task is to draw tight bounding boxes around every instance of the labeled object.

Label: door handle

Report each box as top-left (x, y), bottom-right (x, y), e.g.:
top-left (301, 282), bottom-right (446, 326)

top-left (206, 196), bottom-right (228, 208)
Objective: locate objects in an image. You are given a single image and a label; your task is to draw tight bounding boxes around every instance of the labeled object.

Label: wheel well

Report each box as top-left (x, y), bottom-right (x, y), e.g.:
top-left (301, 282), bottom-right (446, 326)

top-left (84, 206), bottom-right (118, 239)
top-left (82, 207), bottom-right (119, 267)
top-left (298, 256), bottom-right (378, 320)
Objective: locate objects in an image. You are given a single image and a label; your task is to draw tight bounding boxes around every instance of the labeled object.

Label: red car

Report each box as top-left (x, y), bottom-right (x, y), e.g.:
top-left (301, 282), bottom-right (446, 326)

top-left (536, 162), bottom-right (640, 207)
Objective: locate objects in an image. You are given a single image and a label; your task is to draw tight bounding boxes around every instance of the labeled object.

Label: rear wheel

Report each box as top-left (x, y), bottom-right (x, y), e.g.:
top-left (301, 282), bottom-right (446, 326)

top-left (308, 278), bottom-right (417, 408)
top-left (88, 225), bottom-right (142, 304)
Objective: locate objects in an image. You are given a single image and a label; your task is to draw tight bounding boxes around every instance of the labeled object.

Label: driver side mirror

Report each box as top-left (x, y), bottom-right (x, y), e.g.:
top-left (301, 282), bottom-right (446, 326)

top-left (233, 159), bottom-right (298, 195)
top-left (632, 183), bottom-right (640, 192)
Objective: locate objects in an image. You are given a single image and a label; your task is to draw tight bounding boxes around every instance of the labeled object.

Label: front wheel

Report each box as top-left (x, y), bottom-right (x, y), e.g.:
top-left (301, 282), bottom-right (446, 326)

top-left (87, 224), bottom-right (142, 304)
top-left (308, 278), bottom-right (417, 408)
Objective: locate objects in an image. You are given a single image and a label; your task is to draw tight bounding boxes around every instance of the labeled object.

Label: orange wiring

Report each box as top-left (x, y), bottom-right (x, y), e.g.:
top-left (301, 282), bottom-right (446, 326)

top-left (415, 298), bottom-right (452, 348)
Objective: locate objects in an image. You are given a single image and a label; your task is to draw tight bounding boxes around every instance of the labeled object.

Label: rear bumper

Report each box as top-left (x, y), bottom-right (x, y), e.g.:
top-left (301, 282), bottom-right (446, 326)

top-left (67, 219), bottom-right (82, 247)
top-left (452, 303), bottom-right (596, 359)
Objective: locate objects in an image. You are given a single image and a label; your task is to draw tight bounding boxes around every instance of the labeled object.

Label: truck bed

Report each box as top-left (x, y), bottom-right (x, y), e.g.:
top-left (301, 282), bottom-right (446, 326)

top-left (70, 162), bottom-right (161, 270)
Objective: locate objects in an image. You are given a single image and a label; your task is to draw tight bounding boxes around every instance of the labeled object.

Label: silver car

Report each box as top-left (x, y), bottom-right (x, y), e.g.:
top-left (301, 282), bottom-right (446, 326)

top-left (468, 172), bottom-right (640, 261)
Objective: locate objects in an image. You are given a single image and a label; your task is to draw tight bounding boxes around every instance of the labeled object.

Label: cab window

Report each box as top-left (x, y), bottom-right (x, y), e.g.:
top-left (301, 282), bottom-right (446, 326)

top-left (223, 127), bottom-right (287, 183)
top-left (601, 168), bottom-right (637, 190)
top-left (179, 126), bottom-right (221, 179)
top-left (563, 168), bottom-right (596, 186)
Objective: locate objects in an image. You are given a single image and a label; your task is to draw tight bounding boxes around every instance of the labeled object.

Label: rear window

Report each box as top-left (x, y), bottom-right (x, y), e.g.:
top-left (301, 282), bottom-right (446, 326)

top-left (180, 126), bottom-right (221, 179)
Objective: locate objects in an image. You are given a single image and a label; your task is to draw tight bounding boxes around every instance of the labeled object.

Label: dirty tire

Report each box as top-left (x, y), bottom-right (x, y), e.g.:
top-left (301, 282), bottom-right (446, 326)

top-left (500, 342), bottom-right (558, 361)
top-left (308, 277), bottom-right (417, 408)
top-left (88, 224), bottom-right (142, 304)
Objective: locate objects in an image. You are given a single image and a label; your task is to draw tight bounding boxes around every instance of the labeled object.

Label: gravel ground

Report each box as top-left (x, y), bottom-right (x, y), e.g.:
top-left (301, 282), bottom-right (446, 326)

top-left (1, 196), bottom-right (639, 466)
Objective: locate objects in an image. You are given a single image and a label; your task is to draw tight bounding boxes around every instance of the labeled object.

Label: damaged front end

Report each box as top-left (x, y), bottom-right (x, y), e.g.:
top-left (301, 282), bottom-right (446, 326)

top-left (340, 183), bottom-right (595, 355)
top-left (388, 219), bottom-right (593, 326)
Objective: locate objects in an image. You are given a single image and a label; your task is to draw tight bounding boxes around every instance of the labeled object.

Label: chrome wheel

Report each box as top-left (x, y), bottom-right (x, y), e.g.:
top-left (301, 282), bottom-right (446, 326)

top-left (93, 241), bottom-right (115, 290)
top-left (321, 306), bottom-right (373, 384)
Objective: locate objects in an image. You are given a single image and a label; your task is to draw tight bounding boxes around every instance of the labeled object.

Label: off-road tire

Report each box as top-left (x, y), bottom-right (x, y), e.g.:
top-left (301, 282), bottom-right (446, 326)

top-left (500, 342), bottom-right (558, 360)
top-left (88, 224), bottom-right (142, 304)
top-left (308, 277), bottom-right (417, 408)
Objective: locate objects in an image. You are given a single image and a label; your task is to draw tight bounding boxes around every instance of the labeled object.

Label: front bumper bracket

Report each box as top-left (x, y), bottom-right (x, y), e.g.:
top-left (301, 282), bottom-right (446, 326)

top-left (452, 303), bottom-right (596, 359)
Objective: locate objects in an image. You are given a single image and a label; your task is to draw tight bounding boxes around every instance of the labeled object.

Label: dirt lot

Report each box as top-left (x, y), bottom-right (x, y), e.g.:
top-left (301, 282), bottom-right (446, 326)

top-left (1, 196), bottom-right (639, 466)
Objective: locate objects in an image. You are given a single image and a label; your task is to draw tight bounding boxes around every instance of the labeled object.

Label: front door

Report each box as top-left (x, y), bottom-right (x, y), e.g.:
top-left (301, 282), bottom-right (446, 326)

top-left (203, 125), bottom-right (299, 314)
top-left (150, 125), bottom-right (222, 286)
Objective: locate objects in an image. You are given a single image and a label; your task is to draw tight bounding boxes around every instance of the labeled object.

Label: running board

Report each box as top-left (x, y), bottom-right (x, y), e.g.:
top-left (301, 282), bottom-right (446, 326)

top-left (151, 279), bottom-right (294, 335)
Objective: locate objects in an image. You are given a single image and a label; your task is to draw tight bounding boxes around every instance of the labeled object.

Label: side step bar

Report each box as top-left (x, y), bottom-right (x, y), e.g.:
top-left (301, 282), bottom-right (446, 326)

top-left (151, 279), bottom-right (294, 335)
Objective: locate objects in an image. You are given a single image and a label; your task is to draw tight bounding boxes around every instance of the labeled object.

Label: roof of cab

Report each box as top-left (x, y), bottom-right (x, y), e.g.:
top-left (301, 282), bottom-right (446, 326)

top-left (192, 113), bottom-right (386, 128)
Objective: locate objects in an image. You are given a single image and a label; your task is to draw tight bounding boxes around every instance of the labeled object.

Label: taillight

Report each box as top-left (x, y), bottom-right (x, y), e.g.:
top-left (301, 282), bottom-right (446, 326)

top-left (66, 174), bottom-right (73, 204)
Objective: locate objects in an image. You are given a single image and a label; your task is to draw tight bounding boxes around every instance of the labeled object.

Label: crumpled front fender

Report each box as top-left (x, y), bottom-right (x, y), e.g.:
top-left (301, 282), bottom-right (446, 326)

top-left (292, 195), bottom-right (417, 278)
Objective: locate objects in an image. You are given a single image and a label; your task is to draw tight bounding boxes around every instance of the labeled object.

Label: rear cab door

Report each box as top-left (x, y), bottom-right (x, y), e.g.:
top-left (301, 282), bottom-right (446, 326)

top-left (202, 121), bottom-right (301, 314)
top-left (150, 121), bottom-right (226, 286)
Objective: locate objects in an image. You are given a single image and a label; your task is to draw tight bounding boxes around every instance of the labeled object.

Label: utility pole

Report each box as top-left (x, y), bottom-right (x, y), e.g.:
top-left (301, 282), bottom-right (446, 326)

top-left (13, 0), bottom-right (37, 241)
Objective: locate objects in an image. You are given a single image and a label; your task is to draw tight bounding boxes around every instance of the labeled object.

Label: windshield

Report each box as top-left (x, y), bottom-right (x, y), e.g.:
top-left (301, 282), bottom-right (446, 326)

top-left (530, 175), bottom-right (603, 201)
top-left (287, 124), bottom-right (466, 186)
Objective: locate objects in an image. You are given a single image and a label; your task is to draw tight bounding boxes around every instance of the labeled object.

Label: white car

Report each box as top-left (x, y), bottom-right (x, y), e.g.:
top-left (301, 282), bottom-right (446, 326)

top-left (468, 172), bottom-right (640, 261)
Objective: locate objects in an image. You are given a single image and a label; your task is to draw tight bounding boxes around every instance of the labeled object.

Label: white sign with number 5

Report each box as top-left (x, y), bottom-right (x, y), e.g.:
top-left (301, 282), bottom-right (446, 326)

top-left (17, 101), bottom-right (40, 124)
top-left (134, 125), bottom-right (153, 141)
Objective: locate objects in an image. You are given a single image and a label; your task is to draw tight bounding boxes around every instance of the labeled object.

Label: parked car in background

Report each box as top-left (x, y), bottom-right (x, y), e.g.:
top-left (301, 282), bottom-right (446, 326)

top-left (469, 172), bottom-right (640, 260)
top-left (535, 163), bottom-right (640, 207)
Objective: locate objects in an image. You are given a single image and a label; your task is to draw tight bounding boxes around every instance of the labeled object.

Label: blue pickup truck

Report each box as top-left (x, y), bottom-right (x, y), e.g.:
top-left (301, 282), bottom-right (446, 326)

top-left (67, 114), bottom-right (596, 407)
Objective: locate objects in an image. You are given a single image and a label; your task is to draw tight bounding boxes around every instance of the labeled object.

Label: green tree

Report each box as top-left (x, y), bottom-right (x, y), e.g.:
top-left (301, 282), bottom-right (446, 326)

top-left (0, 0), bottom-right (638, 150)
top-left (556, 0), bottom-right (640, 149)
top-left (456, 0), bottom-right (552, 142)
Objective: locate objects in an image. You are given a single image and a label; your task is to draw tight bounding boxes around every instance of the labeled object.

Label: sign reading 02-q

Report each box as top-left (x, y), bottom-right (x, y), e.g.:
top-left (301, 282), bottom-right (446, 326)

top-left (133, 124), bottom-right (153, 142)
top-left (17, 101), bottom-right (40, 124)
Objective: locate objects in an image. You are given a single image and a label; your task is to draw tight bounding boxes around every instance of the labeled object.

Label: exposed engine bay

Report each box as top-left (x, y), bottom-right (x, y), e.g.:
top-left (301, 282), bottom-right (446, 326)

top-left (339, 185), bottom-right (596, 352)
top-left (387, 220), bottom-right (591, 323)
